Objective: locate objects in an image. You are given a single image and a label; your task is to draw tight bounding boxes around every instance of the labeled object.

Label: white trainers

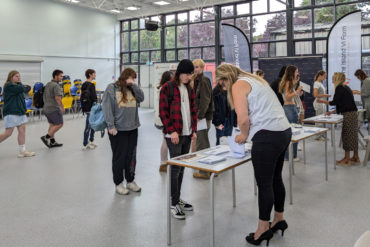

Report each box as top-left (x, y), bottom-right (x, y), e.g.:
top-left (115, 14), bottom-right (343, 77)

top-left (126, 181), bottom-right (141, 192)
top-left (82, 145), bottom-right (89, 151)
top-left (293, 157), bottom-right (300, 162)
top-left (116, 183), bottom-right (129, 195)
top-left (171, 204), bottom-right (186, 220)
top-left (18, 151), bottom-right (36, 158)
top-left (88, 142), bottom-right (97, 149)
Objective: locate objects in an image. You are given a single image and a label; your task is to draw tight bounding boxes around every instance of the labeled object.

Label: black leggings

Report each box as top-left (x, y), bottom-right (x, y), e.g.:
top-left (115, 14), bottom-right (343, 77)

top-left (251, 128), bottom-right (291, 221)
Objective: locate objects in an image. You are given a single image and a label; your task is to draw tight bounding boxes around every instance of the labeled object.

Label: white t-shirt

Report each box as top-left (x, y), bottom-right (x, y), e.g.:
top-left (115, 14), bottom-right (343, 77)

top-left (179, 83), bottom-right (192, 136)
top-left (238, 76), bottom-right (290, 141)
top-left (313, 81), bottom-right (326, 107)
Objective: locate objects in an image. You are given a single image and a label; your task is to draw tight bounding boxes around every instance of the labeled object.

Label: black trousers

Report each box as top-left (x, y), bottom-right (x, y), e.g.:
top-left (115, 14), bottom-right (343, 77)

top-left (166, 136), bottom-right (191, 206)
top-left (251, 128), bottom-right (292, 221)
top-left (108, 129), bottom-right (138, 185)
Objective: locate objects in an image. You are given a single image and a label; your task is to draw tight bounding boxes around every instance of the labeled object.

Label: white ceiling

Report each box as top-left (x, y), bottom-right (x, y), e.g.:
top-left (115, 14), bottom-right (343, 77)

top-left (54, 0), bottom-right (249, 20)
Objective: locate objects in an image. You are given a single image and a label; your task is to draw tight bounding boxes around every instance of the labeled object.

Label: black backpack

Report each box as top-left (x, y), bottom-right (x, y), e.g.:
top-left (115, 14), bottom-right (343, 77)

top-left (80, 83), bottom-right (93, 112)
top-left (33, 87), bottom-right (44, 108)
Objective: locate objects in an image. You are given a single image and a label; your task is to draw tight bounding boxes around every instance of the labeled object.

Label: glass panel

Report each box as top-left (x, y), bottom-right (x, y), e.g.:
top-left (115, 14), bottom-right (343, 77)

top-left (253, 60), bottom-right (259, 71)
top-left (295, 41), bottom-right (312, 55)
top-left (316, 40), bottom-right (327, 54)
top-left (165, 27), bottom-right (175, 48)
top-left (190, 22), bottom-right (215, 46)
top-left (151, 16), bottom-right (161, 24)
top-left (293, 10), bottom-right (312, 39)
top-left (221, 5), bottom-right (234, 18)
top-left (131, 31), bottom-right (138, 51)
top-left (140, 30), bottom-right (160, 50)
top-left (177, 25), bottom-right (188, 48)
top-left (190, 10), bottom-right (201, 22)
top-left (190, 48), bottom-right (201, 60)
top-left (252, 0), bottom-right (267, 14)
top-left (178, 12), bottom-right (188, 24)
top-left (178, 49), bottom-right (188, 60)
top-left (237, 3), bottom-right (249, 15)
top-left (294, 0), bottom-right (310, 8)
top-left (362, 56), bottom-right (370, 77)
top-left (122, 21), bottom-right (129, 31)
top-left (131, 53), bottom-right (139, 63)
top-left (220, 19), bottom-right (234, 45)
top-left (363, 26), bottom-right (370, 35)
top-left (166, 14), bottom-right (176, 25)
top-left (314, 7), bottom-right (334, 37)
top-left (122, 53), bottom-right (129, 63)
top-left (236, 17), bottom-right (251, 41)
top-left (203, 47), bottom-right (215, 60)
top-left (270, 42), bottom-right (287, 56)
top-left (315, 0), bottom-right (333, 5)
top-left (336, 0), bottom-right (356, 3)
top-left (221, 46), bottom-right (225, 59)
top-left (253, 13), bottom-right (287, 42)
top-left (336, 4), bottom-right (359, 20)
top-left (131, 20), bottom-right (138, 29)
top-left (140, 52), bottom-right (149, 63)
top-left (270, 0), bottom-right (286, 12)
top-left (151, 51), bottom-right (161, 62)
top-left (166, 50), bottom-right (175, 61)
top-left (203, 7), bottom-right (215, 21)
top-left (121, 32), bottom-right (130, 51)
top-left (253, 43), bottom-right (268, 57)
top-left (363, 36), bottom-right (370, 52)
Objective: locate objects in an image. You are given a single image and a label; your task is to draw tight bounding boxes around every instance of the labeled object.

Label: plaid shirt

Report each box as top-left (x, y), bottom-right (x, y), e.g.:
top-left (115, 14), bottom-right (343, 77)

top-left (159, 81), bottom-right (197, 135)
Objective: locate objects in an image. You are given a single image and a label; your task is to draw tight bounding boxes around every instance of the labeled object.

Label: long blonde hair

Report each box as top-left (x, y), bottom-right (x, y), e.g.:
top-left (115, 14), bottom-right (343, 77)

top-left (332, 72), bottom-right (346, 89)
top-left (4, 70), bottom-right (20, 88)
top-left (279, 65), bottom-right (297, 94)
top-left (215, 63), bottom-right (268, 109)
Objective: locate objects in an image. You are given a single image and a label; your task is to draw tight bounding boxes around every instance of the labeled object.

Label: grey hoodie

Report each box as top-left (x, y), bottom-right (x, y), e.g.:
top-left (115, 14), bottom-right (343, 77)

top-left (102, 83), bottom-right (144, 131)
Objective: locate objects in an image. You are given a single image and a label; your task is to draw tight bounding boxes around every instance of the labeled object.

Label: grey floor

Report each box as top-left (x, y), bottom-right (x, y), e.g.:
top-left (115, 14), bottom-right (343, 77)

top-left (0, 109), bottom-right (370, 247)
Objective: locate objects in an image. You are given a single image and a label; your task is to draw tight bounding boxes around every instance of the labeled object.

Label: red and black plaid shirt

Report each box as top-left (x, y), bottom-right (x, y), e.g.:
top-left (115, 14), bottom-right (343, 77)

top-left (159, 81), bottom-right (197, 135)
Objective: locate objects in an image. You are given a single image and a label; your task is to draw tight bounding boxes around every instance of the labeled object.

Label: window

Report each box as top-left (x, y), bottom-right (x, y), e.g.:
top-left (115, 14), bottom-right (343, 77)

top-left (178, 49), bottom-right (188, 60)
top-left (190, 48), bottom-right (202, 60)
top-left (166, 14), bottom-right (176, 25)
top-left (189, 22), bottom-right (215, 46)
top-left (177, 25), bottom-right (188, 48)
top-left (203, 7), bottom-right (215, 21)
top-left (221, 5), bottom-right (234, 18)
top-left (237, 3), bottom-right (250, 16)
top-left (140, 30), bottom-right (160, 50)
top-left (253, 13), bottom-right (287, 42)
top-left (293, 10), bottom-right (312, 39)
top-left (165, 27), bottom-right (175, 48)
top-left (166, 50), bottom-right (175, 61)
top-left (270, 0), bottom-right (286, 12)
top-left (203, 47), bottom-right (215, 60)
top-left (295, 41), bottom-right (312, 55)
top-left (131, 31), bottom-right (138, 51)
top-left (178, 12), bottom-right (188, 23)
top-left (252, 0), bottom-right (267, 14)
top-left (190, 10), bottom-right (201, 22)
top-left (314, 7), bottom-right (334, 37)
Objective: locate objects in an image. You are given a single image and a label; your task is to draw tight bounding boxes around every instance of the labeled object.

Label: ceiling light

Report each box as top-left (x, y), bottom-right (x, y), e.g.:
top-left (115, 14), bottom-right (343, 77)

top-left (154, 1), bottom-right (170, 5)
top-left (126, 6), bottom-right (140, 11)
top-left (111, 9), bottom-right (121, 13)
top-left (179, 0), bottom-right (189, 1)
top-left (65, 0), bottom-right (80, 3)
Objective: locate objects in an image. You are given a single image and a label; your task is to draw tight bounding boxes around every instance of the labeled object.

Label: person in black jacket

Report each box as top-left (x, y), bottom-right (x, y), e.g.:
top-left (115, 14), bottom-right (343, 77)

top-left (270, 66), bottom-right (286, 106)
top-left (212, 78), bottom-right (237, 145)
top-left (81, 69), bottom-right (98, 150)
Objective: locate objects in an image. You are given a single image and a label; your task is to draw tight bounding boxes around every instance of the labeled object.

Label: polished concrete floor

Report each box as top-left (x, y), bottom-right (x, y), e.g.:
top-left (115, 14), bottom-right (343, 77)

top-left (0, 109), bottom-right (370, 247)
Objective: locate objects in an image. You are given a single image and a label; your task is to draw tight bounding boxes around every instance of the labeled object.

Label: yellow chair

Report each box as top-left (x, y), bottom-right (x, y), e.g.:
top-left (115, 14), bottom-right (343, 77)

top-left (62, 96), bottom-right (74, 117)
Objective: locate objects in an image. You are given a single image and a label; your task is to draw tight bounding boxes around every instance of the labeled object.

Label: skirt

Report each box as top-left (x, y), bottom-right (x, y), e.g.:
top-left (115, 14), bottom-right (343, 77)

top-left (4, 114), bottom-right (28, 129)
top-left (342, 111), bottom-right (358, 151)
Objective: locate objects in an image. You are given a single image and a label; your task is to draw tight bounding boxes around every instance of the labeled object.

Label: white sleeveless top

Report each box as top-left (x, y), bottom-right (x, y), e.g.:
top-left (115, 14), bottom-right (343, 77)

top-left (238, 76), bottom-right (290, 141)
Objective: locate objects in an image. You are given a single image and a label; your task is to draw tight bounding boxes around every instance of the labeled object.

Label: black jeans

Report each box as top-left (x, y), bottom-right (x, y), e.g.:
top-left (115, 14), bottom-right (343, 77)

top-left (166, 136), bottom-right (191, 206)
top-left (108, 129), bottom-right (138, 185)
top-left (251, 128), bottom-right (292, 221)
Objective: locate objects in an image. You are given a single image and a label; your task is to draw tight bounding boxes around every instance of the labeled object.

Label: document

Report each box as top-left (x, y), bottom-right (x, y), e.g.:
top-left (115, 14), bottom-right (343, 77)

top-left (203, 145), bottom-right (230, 155)
top-left (228, 136), bottom-right (245, 156)
top-left (198, 155), bottom-right (226, 165)
top-left (174, 153), bottom-right (205, 163)
top-left (300, 81), bottom-right (311, 93)
top-left (197, 119), bottom-right (207, 131)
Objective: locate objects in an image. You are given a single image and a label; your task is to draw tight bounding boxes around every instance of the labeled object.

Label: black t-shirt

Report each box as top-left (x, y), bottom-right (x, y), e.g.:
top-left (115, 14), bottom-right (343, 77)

top-left (329, 85), bottom-right (357, 114)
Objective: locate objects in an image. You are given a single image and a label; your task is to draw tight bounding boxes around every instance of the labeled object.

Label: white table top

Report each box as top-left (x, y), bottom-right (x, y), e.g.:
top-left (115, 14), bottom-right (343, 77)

top-left (291, 126), bottom-right (329, 143)
top-left (303, 114), bottom-right (343, 124)
top-left (167, 145), bottom-right (251, 174)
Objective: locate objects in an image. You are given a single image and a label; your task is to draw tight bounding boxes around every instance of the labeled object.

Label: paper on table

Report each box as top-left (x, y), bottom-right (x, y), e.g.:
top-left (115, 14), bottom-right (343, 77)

top-left (300, 81), bottom-right (311, 93)
top-left (203, 145), bottom-right (230, 155)
top-left (197, 119), bottom-right (207, 131)
top-left (198, 155), bottom-right (226, 165)
top-left (228, 136), bottom-right (245, 155)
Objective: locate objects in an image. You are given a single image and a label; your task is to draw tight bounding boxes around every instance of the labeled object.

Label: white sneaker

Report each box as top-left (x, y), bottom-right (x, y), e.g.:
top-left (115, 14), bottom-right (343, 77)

top-left (18, 151), bottom-right (36, 158)
top-left (88, 142), bottom-right (97, 149)
top-left (171, 204), bottom-right (186, 220)
top-left (82, 145), bottom-right (89, 151)
top-left (126, 181), bottom-right (141, 192)
top-left (116, 183), bottom-right (129, 195)
top-left (293, 157), bottom-right (300, 162)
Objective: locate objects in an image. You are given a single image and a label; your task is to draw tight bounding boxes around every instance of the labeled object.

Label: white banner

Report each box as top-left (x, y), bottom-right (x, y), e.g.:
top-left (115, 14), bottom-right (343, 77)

top-left (328, 11), bottom-right (362, 103)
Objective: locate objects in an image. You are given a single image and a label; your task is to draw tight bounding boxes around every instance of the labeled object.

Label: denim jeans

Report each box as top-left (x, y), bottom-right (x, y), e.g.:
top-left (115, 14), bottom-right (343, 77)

top-left (83, 113), bottom-right (95, 146)
top-left (283, 105), bottom-right (298, 159)
top-left (215, 118), bottom-right (233, 145)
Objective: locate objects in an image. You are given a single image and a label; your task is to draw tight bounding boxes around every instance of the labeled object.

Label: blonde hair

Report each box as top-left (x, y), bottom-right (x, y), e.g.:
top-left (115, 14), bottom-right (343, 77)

top-left (215, 63), bottom-right (268, 109)
top-left (4, 70), bottom-right (20, 88)
top-left (332, 72), bottom-right (346, 89)
top-left (193, 59), bottom-right (205, 69)
top-left (279, 65), bottom-right (297, 94)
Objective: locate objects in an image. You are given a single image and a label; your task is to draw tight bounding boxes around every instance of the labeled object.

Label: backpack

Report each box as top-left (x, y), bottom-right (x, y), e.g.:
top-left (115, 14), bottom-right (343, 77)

top-left (33, 86), bottom-right (44, 108)
top-left (154, 82), bottom-right (174, 130)
top-left (89, 104), bottom-right (107, 135)
top-left (80, 83), bottom-right (93, 112)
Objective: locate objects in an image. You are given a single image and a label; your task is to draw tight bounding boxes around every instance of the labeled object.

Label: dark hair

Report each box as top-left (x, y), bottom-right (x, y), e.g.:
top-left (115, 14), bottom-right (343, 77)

top-left (314, 70), bottom-right (326, 81)
top-left (255, 69), bottom-right (264, 77)
top-left (52, 69), bottom-right (63, 78)
top-left (354, 69), bottom-right (368, 81)
top-left (116, 68), bottom-right (137, 104)
top-left (85, 69), bottom-right (96, 79)
top-left (157, 71), bottom-right (172, 89)
top-left (278, 66), bottom-right (287, 78)
top-left (279, 65), bottom-right (298, 94)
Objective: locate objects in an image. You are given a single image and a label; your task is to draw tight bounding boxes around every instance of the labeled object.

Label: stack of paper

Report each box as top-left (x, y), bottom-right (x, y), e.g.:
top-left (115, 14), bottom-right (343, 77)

top-left (203, 145), bottom-right (230, 155)
top-left (227, 136), bottom-right (246, 159)
top-left (292, 128), bottom-right (302, 136)
top-left (198, 155), bottom-right (226, 165)
top-left (303, 127), bottom-right (322, 133)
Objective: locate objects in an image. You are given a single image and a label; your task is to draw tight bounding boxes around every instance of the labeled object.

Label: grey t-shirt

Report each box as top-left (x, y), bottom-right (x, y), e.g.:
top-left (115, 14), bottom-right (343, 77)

top-left (43, 80), bottom-right (63, 113)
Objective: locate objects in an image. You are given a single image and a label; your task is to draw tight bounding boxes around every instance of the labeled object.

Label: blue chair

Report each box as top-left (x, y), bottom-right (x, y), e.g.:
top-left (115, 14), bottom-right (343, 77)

top-left (25, 98), bottom-right (35, 120)
top-left (0, 86), bottom-right (2, 95)
top-left (70, 86), bottom-right (78, 96)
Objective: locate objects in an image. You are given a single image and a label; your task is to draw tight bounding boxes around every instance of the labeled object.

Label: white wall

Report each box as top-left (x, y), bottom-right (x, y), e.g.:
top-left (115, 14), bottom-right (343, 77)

top-left (0, 0), bottom-right (120, 90)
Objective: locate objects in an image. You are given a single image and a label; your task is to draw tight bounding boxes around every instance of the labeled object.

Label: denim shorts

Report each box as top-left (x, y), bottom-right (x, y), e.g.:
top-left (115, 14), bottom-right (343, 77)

top-left (4, 114), bottom-right (28, 129)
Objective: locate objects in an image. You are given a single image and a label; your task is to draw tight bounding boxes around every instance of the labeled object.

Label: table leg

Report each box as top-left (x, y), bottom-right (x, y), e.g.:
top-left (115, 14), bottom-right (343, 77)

top-left (167, 164), bottom-right (171, 246)
top-left (232, 168), bottom-right (236, 208)
top-left (289, 143), bottom-right (293, 205)
top-left (303, 139), bottom-right (306, 165)
top-left (331, 124), bottom-right (337, 170)
top-left (325, 131), bottom-right (328, 181)
top-left (210, 173), bottom-right (215, 247)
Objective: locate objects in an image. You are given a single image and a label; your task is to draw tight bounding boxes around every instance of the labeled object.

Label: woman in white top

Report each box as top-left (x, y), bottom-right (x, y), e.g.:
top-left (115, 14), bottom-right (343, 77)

top-left (216, 64), bottom-right (291, 246)
top-left (313, 70), bottom-right (331, 140)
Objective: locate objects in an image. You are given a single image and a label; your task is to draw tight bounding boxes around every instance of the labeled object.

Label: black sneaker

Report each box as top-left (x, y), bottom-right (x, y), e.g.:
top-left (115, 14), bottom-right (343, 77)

top-left (40, 136), bottom-right (51, 148)
top-left (179, 199), bottom-right (193, 211)
top-left (170, 204), bottom-right (186, 219)
top-left (50, 142), bottom-right (63, 148)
